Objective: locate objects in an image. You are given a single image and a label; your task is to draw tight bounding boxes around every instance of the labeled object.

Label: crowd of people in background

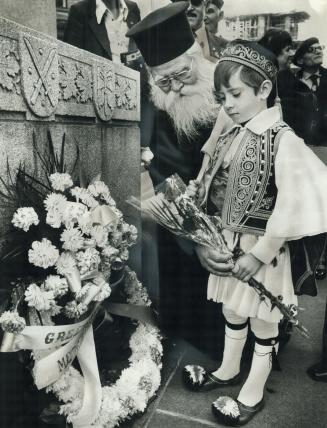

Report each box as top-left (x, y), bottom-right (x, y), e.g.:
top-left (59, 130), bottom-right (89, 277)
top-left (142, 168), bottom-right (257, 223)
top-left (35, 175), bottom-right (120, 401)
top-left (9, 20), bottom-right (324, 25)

top-left (63, 0), bottom-right (327, 422)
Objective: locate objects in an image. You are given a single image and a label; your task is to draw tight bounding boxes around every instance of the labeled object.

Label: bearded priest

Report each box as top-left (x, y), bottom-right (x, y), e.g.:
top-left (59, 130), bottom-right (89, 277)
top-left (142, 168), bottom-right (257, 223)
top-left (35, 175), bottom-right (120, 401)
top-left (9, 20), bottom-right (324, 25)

top-left (126, 2), bottom-right (225, 354)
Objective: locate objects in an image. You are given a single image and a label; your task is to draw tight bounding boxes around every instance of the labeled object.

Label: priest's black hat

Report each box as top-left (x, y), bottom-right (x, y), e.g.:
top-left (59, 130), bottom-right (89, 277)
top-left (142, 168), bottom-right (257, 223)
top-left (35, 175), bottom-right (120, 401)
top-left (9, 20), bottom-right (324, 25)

top-left (293, 37), bottom-right (319, 66)
top-left (126, 2), bottom-right (194, 67)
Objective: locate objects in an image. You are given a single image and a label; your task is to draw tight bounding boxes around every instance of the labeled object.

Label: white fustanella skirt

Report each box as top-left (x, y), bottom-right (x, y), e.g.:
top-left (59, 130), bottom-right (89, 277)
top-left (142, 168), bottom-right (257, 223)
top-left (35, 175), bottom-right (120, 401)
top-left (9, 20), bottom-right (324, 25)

top-left (207, 230), bottom-right (297, 323)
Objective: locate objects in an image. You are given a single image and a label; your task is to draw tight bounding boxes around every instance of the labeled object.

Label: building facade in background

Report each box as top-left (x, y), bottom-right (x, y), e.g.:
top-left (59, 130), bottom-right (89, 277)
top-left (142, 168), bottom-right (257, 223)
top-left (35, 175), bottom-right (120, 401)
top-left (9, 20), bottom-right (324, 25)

top-left (223, 11), bottom-right (310, 41)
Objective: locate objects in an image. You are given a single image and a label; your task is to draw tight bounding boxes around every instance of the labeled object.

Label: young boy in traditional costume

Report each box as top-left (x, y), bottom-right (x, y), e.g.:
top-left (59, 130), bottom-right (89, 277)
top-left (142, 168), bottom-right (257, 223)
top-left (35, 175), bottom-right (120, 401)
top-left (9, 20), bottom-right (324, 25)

top-left (183, 40), bottom-right (327, 426)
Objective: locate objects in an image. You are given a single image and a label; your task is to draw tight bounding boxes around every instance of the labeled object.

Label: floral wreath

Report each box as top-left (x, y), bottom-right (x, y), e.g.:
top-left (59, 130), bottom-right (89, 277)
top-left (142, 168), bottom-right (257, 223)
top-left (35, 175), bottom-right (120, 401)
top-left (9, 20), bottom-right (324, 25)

top-left (0, 135), bottom-right (162, 427)
top-left (48, 268), bottom-right (162, 427)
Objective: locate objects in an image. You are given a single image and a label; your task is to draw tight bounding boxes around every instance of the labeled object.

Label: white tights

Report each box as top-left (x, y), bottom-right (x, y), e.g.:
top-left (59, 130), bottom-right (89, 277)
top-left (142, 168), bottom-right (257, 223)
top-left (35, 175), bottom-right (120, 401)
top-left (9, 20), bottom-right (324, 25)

top-left (213, 305), bottom-right (279, 406)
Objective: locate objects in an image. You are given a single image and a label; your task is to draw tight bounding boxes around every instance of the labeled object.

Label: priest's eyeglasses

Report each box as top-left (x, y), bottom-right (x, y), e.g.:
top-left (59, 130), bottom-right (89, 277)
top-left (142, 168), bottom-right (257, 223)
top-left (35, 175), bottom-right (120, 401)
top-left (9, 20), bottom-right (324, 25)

top-left (154, 58), bottom-right (194, 90)
top-left (306, 45), bottom-right (325, 54)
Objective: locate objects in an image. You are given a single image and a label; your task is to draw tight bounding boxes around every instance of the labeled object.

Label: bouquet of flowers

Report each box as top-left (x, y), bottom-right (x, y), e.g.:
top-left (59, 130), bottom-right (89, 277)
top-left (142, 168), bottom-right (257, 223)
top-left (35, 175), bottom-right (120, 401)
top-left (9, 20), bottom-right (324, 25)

top-left (130, 173), bottom-right (309, 339)
top-left (0, 152), bottom-right (137, 337)
top-left (0, 133), bottom-right (162, 427)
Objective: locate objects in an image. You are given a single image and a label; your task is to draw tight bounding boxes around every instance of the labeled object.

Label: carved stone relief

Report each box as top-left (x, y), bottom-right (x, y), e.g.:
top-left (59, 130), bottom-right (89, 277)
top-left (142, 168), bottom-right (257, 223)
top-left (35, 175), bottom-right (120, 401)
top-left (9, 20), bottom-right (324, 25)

top-left (0, 37), bottom-right (21, 95)
top-left (19, 34), bottom-right (59, 117)
top-left (59, 57), bottom-right (93, 103)
top-left (115, 74), bottom-right (137, 111)
top-left (93, 61), bottom-right (116, 121)
top-left (0, 17), bottom-right (139, 121)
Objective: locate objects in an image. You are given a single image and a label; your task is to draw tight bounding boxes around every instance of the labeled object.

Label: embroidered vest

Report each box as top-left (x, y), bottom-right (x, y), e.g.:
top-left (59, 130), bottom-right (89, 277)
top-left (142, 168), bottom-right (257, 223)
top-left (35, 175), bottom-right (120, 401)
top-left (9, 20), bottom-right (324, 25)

top-left (221, 122), bottom-right (290, 235)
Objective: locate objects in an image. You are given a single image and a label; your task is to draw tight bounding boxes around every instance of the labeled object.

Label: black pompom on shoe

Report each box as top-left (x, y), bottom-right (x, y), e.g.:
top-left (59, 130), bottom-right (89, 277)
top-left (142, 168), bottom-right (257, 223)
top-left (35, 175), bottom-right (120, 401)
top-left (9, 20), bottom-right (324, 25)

top-left (182, 365), bottom-right (241, 392)
top-left (212, 396), bottom-right (264, 426)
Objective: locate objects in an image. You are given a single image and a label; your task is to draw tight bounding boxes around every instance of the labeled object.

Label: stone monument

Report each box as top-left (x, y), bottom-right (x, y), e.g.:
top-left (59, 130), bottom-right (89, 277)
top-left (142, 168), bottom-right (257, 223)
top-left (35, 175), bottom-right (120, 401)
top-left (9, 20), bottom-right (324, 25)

top-left (0, 16), bottom-right (141, 272)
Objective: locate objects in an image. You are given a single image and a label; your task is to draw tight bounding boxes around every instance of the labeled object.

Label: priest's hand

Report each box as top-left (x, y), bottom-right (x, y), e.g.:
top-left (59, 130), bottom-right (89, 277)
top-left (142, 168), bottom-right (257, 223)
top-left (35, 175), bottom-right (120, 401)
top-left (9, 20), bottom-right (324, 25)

top-left (232, 253), bottom-right (263, 282)
top-left (195, 245), bottom-right (234, 276)
top-left (186, 179), bottom-right (205, 203)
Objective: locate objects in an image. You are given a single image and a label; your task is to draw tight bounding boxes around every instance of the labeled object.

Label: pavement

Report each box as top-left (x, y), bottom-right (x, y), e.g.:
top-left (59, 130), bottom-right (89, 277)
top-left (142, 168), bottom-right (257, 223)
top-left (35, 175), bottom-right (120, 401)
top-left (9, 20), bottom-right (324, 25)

top-left (128, 279), bottom-right (327, 428)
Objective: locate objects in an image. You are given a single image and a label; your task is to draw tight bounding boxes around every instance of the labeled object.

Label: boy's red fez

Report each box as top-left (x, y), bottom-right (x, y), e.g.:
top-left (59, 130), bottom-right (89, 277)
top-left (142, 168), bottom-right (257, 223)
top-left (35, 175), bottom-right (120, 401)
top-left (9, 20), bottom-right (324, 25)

top-left (126, 2), bottom-right (194, 67)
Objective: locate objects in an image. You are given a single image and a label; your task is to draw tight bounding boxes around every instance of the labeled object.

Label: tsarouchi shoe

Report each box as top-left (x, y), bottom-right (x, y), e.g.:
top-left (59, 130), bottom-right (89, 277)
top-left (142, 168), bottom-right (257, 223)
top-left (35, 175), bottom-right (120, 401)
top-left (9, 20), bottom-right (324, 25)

top-left (307, 362), bottom-right (327, 383)
top-left (212, 396), bottom-right (264, 426)
top-left (182, 365), bottom-right (241, 392)
top-left (315, 265), bottom-right (327, 280)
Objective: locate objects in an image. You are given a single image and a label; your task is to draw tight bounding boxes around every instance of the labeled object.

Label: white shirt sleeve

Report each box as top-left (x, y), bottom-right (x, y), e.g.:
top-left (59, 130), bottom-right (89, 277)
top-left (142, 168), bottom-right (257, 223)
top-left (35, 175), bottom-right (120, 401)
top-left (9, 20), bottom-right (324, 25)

top-left (249, 235), bottom-right (285, 265)
top-left (249, 128), bottom-right (327, 263)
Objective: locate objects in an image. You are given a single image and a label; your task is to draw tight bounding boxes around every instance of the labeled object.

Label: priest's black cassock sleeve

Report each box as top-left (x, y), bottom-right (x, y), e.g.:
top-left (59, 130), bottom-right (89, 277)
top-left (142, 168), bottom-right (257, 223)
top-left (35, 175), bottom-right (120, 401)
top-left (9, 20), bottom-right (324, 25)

top-left (149, 108), bottom-right (224, 355)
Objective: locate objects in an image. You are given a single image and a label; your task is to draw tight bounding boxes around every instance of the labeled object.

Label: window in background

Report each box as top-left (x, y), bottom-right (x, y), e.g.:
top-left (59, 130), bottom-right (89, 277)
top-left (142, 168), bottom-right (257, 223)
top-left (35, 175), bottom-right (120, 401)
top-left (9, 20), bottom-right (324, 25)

top-left (56, 0), bottom-right (68, 8)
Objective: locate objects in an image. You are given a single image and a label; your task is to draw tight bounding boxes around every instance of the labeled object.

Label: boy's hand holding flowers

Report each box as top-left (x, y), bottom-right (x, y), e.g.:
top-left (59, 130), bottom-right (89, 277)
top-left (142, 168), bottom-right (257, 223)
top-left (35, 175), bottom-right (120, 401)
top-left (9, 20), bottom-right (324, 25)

top-left (232, 253), bottom-right (263, 282)
top-left (195, 245), bottom-right (234, 276)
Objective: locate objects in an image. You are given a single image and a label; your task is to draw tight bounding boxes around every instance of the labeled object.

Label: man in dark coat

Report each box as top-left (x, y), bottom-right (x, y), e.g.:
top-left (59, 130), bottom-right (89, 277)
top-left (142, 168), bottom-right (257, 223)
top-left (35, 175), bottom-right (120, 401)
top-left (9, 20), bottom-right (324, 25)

top-left (281, 37), bottom-right (327, 148)
top-left (284, 37), bottom-right (327, 382)
top-left (291, 39), bottom-right (327, 280)
top-left (127, 2), bottom-right (227, 354)
top-left (64, 0), bottom-right (142, 70)
top-left (171, 0), bottom-right (228, 62)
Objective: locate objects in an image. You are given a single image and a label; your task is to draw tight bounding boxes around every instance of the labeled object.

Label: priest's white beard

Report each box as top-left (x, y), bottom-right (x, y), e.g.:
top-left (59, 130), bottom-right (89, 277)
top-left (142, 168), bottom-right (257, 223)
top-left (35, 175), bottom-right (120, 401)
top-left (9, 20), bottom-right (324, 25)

top-left (150, 57), bottom-right (218, 141)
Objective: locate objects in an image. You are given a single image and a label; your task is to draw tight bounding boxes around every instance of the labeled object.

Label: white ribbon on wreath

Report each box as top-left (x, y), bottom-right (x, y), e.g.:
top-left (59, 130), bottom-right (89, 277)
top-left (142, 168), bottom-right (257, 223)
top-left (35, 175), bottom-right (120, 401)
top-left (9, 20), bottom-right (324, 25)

top-left (0, 269), bottom-right (163, 428)
top-left (1, 305), bottom-right (102, 427)
top-left (49, 268), bottom-right (163, 428)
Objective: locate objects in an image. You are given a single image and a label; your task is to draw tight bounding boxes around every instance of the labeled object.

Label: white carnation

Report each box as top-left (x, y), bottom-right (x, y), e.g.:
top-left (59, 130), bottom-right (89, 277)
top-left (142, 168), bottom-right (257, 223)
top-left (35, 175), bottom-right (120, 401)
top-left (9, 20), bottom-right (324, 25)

top-left (12, 207), bottom-right (39, 232)
top-left (44, 275), bottom-right (68, 297)
top-left (44, 193), bottom-right (67, 213)
top-left (49, 173), bottom-right (73, 192)
top-left (56, 374), bottom-right (83, 402)
top-left (75, 284), bottom-right (91, 302)
top-left (44, 193), bottom-right (67, 228)
top-left (101, 245), bottom-right (119, 261)
top-left (110, 230), bottom-right (123, 247)
top-left (62, 202), bottom-right (88, 229)
top-left (71, 187), bottom-right (98, 208)
top-left (75, 248), bottom-right (100, 274)
top-left (49, 302), bottom-right (62, 316)
top-left (61, 228), bottom-right (84, 252)
top-left (64, 301), bottom-right (88, 318)
top-left (25, 283), bottom-right (55, 311)
top-left (129, 324), bottom-right (162, 364)
top-left (77, 211), bottom-right (93, 234)
top-left (47, 367), bottom-right (82, 394)
top-left (28, 238), bottom-right (59, 269)
top-left (96, 386), bottom-right (123, 427)
top-left (0, 310), bottom-right (26, 333)
top-left (46, 210), bottom-right (62, 229)
top-left (116, 366), bottom-right (141, 399)
top-left (88, 180), bottom-right (111, 203)
top-left (56, 252), bottom-right (76, 276)
top-left (119, 248), bottom-right (129, 262)
top-left (59, 397), bottom-right (83, 420)
top-left (123, 224), bottom-right (138, 245)
top-left (133, 358), bottom-right (160, 398)
top-left (90, 225), bottom-right (108, 248)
